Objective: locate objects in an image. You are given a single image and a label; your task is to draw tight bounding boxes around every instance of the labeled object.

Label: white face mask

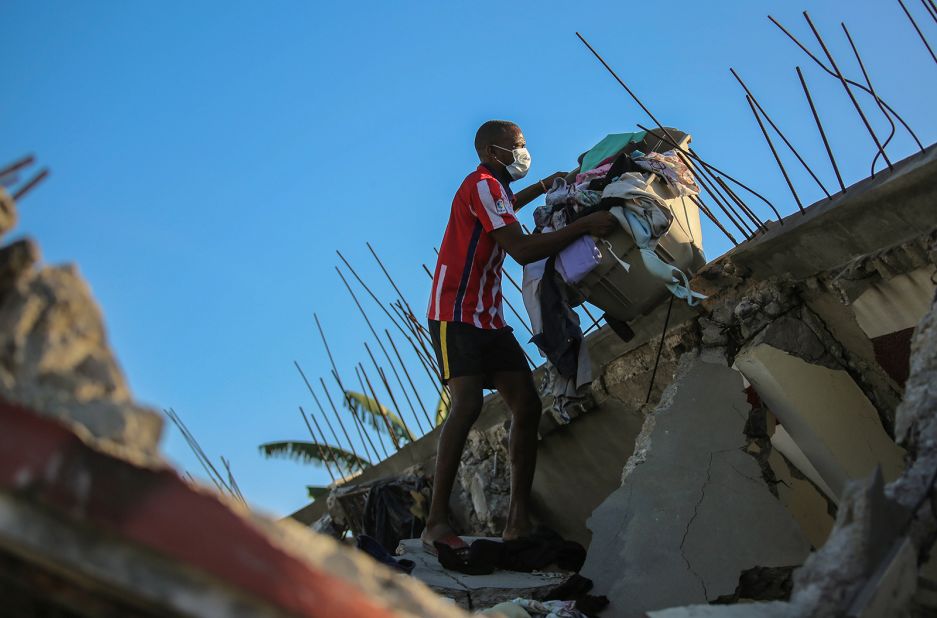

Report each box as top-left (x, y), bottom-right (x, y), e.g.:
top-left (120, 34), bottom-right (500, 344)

top-left (492, 144), bottom-right (531, 180)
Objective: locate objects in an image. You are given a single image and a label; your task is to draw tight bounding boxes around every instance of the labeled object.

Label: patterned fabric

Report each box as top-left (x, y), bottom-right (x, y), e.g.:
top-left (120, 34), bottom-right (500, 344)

top-left (632, 150), bottom-right (700, 196)
top-left (427, 165), bottom-right (517, 329)
top-left (512, 598), bottom-right (587, 618)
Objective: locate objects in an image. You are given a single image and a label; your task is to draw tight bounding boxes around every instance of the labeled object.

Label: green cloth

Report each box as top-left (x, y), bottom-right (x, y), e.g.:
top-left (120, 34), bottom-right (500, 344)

top-left (579, 131), bottom-right (647, 173)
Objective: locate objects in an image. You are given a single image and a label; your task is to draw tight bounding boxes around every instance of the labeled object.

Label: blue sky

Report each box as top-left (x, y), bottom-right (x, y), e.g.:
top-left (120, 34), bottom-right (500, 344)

top-left (3, 0), bottom-right (935, 518)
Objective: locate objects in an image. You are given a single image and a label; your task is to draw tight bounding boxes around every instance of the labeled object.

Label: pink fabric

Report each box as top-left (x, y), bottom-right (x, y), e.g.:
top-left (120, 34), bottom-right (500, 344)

top-left (575, 162), bottom-right (613, 185)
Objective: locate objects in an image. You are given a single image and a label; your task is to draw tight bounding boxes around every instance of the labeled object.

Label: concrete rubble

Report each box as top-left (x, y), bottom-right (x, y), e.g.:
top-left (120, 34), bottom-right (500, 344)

top-left (580, 353), bottom-right (811, 616)
top-left (396, 537), bottom-right (570, 610)
top-left (0, 187), bottom-right (471, 618)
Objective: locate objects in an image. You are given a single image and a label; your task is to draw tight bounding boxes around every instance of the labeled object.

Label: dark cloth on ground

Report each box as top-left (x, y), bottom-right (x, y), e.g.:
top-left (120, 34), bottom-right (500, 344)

top-left (434, 527), bottom-right (587, 575)
top-left (545, 573), bottom-right (610, 617)
top-left (363, 478), bottom-right (427, 552)
top-left (356, 534), bottom-right (416, 574)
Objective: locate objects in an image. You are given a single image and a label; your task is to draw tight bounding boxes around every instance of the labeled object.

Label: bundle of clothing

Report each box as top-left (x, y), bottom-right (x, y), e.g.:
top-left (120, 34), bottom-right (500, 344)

top-left (523, 132), bottom-right (705, 423)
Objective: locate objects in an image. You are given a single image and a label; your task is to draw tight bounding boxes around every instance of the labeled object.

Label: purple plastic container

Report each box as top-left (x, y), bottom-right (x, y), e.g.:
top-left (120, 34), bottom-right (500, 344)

top-left (557, 235), bottom-right (602, 284)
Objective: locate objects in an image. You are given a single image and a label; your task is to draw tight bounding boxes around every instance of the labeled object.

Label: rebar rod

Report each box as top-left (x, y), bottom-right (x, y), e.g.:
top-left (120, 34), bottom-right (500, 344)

top-left (746, 95), bottom-right (804, 213)
top-left (365, 341), bottom-right (418, 438)
top-left (803, 12), bottom-right (893, 171)
top-left (336, 266), bottom-right (429, 418)
top-left (690, 195), bottom-right (739, 246)
top-left (304, 404), bottom-right (348, 477)
top-left (716, 177), bottom-right (768, 231)
top-left (313, 313), bottom-right (357, 413)
top-left (321, 377), bottom-right (374, 464)
top-left (923, 0), bottom-right (937, 24)
top-left (686, 156), bottom-right (754, 238)
top-left (389, 302), bottom-right (436, 371)
top-left (0, 154), bottom-right (34, 181)
top-left (359, 363), bottom-right (401, 450)
top-left (769, 15), bottom-right (925, 152)
top-left (164, 408), bottom-right (231, 494)
top-left (220, 456), bottom-right (246, 503)
top-left (898, 0), bottom-right (937, 65)
top-left (11, 168), bottom-right (50, 201)
top-left (840, 22), bottom-right (898, 176)
top-left (330, 370), bottom-right (383, 462)
top-left (367, 241), bottom-right (418, 317)
top-left (730, 68), bottom-right (830, 198)
top-left (336, 250), bottom-right (415, 343)
top-left (391, 301), bottom-right (438, 370)
top-left (637, 123), bottom-right (783, 222)
top-left (574, 32), bottom-right (778, 219)
top-left (298, 406), bottom-right (337, 482)
top-left (295, 360), bottom-right (366, 470)
top-left (922, 0), bottom-right (937, 23)
top-left (385, 329), bottom-right (434, 428)
top-left (686, 151), bottom-right (760, 233)
top-left (352, 366), bottom-right (391, 459)
top-left (795, 66), bottom-right (847, 194)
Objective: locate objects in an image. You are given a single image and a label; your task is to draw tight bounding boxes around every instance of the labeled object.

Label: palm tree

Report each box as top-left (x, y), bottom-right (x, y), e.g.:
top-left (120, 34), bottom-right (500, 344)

top-left (259, 389), bottom-right (415, 500)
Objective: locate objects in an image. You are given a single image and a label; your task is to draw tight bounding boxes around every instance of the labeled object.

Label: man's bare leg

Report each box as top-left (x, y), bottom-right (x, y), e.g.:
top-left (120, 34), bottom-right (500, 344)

top-left (421, 374), bottom-right (485, 546)
top-left (492, 369), bottom-right (542, 541)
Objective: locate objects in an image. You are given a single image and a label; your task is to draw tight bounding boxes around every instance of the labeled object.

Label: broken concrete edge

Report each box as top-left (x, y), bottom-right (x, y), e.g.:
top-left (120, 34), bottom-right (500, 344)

top-left (0, 399), bottom-right (468, 618)
top-left (649, 273), bottom-right (937, 617)
top-left (713, 145), bottom-right (937, 282)
top-left (0, 229), bottom-right (165, 459)
top-left (396, 537), bottom-right (570, 610)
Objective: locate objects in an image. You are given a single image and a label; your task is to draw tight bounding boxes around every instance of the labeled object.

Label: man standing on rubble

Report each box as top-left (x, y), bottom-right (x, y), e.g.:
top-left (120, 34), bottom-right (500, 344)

top-left (422, 120), bottom-right (617, 553)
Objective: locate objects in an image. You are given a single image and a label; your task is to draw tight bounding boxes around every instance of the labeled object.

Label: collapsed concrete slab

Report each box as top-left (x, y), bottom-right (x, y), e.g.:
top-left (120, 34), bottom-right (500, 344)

top-left (581, 353), bottom-right (810, 616)
top-left (397, 538), bottom-right (569, 611)
top-left (735, 317), bottom-right (906, 500)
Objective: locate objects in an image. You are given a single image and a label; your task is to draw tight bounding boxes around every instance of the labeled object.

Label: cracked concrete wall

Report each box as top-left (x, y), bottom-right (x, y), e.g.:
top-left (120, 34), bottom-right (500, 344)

top-left (580, 353), bottom-right (810, 617)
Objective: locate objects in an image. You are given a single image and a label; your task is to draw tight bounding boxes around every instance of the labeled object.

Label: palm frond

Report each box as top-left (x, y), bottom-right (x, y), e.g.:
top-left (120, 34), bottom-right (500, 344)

top-left (344, 390), bottom-right (413, 443)
top-left (258, 441), bottom-right (368, 473)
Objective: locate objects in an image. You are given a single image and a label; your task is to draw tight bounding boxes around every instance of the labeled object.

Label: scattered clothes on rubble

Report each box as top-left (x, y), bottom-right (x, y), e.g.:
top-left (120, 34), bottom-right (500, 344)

top-left (363, 477), bottom-right (428, 552)
top-left (434, 527), bottom-right (586, 576)
top-left (355, 534), bottom-right (416, 575)
top-left (544, 573), bottom-right (610, 616)
top-left (479, 598), bottom-right (588, 618)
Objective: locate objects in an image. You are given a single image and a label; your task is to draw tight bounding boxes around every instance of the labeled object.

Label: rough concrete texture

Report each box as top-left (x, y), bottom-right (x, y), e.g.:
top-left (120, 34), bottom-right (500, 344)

top-left (396, 538), bottom-right (568, 610)
top-left (673, 281), bottom-right (937, 618)
top-left (888, 283), bottom-right (937, 559)
top-left (581, 353), bottom-right (810, 617)
top-left (646, 602), bottom-right (796, 618)
top-left (450, 423), bottom-right (511, 536)
top-left (0, 198), bottom-right (162, 458)
top-left (0, 189), bottom-right (15, 237)
top-left (851, 266), bottom-right (937, 339)
top-left (736, 337), bottom-right (905, 499)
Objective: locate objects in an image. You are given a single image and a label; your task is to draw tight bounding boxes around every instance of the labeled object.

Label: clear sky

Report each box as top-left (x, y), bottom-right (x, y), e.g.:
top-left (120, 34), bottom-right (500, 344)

top-left (3, 0), bottom-right (935, 518)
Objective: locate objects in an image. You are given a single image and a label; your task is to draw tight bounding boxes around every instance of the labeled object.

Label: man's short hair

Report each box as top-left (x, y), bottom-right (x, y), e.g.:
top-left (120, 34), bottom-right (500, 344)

top-left (475, 120), bottom-right (519, 157)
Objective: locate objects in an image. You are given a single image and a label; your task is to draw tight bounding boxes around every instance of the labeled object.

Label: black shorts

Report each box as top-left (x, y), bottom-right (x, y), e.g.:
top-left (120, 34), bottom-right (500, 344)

top-left (428, 320), bottom-right (530, 387)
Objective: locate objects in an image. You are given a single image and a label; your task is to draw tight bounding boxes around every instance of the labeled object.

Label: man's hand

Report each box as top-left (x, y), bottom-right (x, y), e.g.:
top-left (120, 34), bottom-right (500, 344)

top-left (539, 171), bottom-right (567, 192)
top-left (577, 211), bottom-right (619, 238)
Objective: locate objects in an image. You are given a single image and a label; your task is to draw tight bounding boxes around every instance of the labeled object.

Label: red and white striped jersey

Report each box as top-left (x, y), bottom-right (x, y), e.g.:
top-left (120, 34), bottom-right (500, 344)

top-left (427, 164), bottom-right (518, 329)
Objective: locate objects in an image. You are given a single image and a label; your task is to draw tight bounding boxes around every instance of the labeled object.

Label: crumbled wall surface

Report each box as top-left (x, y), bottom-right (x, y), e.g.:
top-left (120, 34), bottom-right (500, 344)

top-left (0, 191), bottom-right (470, 618)
top-left (580, 353), bottom-right (811, 616)
top-left (0, 201), bottom-right (162, 458)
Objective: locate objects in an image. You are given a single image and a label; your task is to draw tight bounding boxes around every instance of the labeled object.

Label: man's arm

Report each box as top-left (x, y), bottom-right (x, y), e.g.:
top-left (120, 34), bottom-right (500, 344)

top-left (512, 171), bottom-right (567, 211)
top-left (489, 211), bottom-right (618, 266)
